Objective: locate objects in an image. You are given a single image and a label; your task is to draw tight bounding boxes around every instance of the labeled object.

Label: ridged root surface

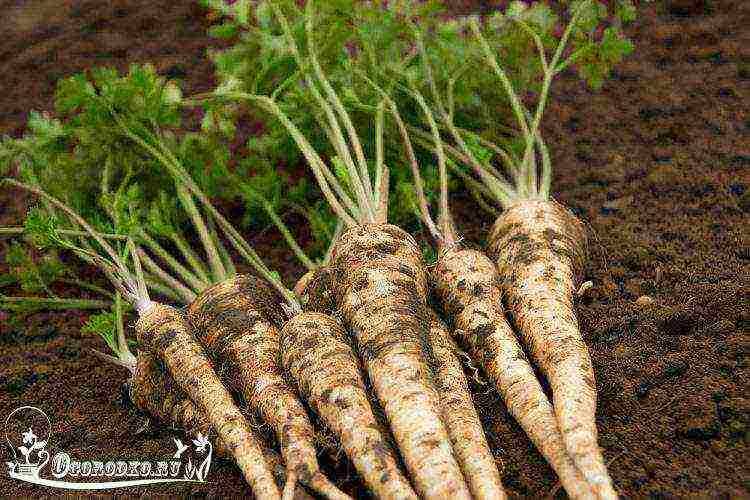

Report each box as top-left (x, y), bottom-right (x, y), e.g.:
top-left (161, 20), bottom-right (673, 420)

top-left (186, 275), bottom-right (347, 500)
top-left (129, 352), bottom-right (314, 499)
top-left (135, 303), bottom-right (280, 499)
top-left (425, 309), bottom-right (507, 500)
top-left (487, 199), bottom-right (616, 500)
top-left (330, 224), bottom-right (471, 500)
top-left (281, 311), bottom-right (418, 500)
top-left (433, 247), bottom-right (594, 499)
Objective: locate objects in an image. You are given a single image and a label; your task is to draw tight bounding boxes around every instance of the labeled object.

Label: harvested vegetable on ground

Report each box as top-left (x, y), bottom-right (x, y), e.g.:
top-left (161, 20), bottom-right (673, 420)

top-left (393, 3), bottom-right (635, 497)
top-left (124, 352), bottom-right (316, 500)
top-left (179, 184), bottom-right (415, 498)
top-left (198, 3), bottom-right (476, 497)
top-left (387, 83), bottom-right (594, 499)
top-left (425, 309), bottom-right (507, 500)
top-left (186, 275), bottom-right (349, 500)
top-left (51, 84), bottom-right (352, 499)
top-left (295, 250), bottom-right (501, 499)
top-left (4, 178), bottom-right (281, 500)
top-left (281, 310), bottom-right (418, 500)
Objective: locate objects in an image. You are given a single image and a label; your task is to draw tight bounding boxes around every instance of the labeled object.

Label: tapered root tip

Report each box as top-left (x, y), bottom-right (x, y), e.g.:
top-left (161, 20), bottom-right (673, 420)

top-left (309, 472), bottom-right (352, 500)
top-left (282, 471), bottom-right (297, 500)
top-left (584, 471), bottom-right (618, 500)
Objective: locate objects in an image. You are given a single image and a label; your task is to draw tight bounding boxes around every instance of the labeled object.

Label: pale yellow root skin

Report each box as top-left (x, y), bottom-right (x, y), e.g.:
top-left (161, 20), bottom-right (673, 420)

top-left (488, 199), bottom-right (616, 500)
top-left (186, 276), bottom-right (349, 500)
top-left (281, 312), bottom-right (418, 500)
top-left (294, 269), bottom-right (316, 299)
top-left (433, 247), bottom-right (594, 500)
top-left (130, 353), bottom-right (315, 500)
top-left (426, 309), bottom-right (507, 500)
top-left (331, 224), bottom-right (472, 500)
top-left (135, 303), bottom-right (280, 500)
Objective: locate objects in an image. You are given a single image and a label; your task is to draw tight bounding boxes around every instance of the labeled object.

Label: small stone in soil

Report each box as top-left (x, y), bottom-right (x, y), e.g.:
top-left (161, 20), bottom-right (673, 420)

top-left (636, 295), bottom-right (655, 307)
top-left (635, 381), bottom-right (651, 398)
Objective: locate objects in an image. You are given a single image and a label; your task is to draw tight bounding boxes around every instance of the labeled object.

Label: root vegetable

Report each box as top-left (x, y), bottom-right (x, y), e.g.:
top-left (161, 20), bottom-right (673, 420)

top-left (135, 302), bottom-right (281, 499)
top-left (373, 53), bottom-right (593, 498)
top-left (186, 274), bottom-right (349, 500)
top-left (487, 200), bottom-right (612, 497)
top-left (280, 311), bottom-right (418, 500)
top-left (296, 266), bottom-right (337, 314)
top-left (433, 248), bottom-right (594, 500)
top-left (386, 5), bottom-right (625, 495)
top-left (329, 224), bottom-right (471, 499)
top-left (425, 309), bottom-right (507, 500)
top-left (5, 179), bottom-right (282, 500)
top-left (128, 352), bottom-right (315, 500)
top-left (213, 3), bottom-right (473, 496)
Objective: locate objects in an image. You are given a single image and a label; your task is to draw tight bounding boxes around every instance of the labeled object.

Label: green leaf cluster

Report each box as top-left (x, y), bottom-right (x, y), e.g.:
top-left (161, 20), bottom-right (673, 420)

top-left (201, 0), bottom-right (637, 228)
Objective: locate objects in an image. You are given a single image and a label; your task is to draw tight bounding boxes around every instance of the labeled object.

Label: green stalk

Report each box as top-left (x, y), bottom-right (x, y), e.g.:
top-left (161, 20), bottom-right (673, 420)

top-left (175, 183), bottom-right (227, 282)
top-left (138, 229), bottom-right (208, 293)
top-left (170, 232), bottom-right (212, 283)
top-left (136, 248), bottom-right (196, 303)
top-left (404, 84), bottom-right (454, 242)
top-left (272, 3), bottom-right (374, 223)
top-left (259, 196), bottom-right (317, 271)
top-left (0, 295), bottom-right (111, 311)
top-left (202, 93), bottom-right (357, 228)
top-left (112, 113), bottom-right (301, 307)
top-left (0, 227), bottom-right (129, 240)
top-left (143, 276), bottom-right (183, 303)
top-left (317, 118), bottom-right (364, 219)
top-left (114, 292), bottom-right (136, 367)
top-left (374, 100), bottom-right (386, 208)
top-left (206, 214), bottom-right (236, 278)
top-left (304, 0), bottom-right (374, 206)
top-left (3, 179), bottom-right (139, 301)
top-left (358, 74), bottom-right (439, 239)
top-left (59, 279), bottom-right (114, 299)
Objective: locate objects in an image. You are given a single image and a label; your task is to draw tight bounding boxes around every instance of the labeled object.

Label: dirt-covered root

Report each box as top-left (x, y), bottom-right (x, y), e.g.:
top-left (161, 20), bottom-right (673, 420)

top-left (432, 247), bottom-right (594, 500)
top-left (294, 269), bottom-right (317, 299)
top-left (487, 199), bottom-right (616, 499)
top-left (130, 352), bottom-right (227, 455)
top-left (281, 311), bottom-right (418, 500)
top-left (129, 353), bottom-right (315, 499)
top-left (187, 275), bottom-right (347, 500)
top-left (331, 224), bottom-right (472, 500)
top-left (426, 309), bottom-right (507, 500)
top-left (135, 303), bottom-right (280, 499)
top-left (330, 224), bottom-right (429, 302)
top-left (297, 267), bottom-right (337, 314)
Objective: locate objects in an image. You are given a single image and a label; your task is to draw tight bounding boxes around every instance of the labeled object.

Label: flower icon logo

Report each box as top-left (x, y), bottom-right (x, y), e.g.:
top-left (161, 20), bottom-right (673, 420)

top-left (5, 406), bottom-right (51, 478)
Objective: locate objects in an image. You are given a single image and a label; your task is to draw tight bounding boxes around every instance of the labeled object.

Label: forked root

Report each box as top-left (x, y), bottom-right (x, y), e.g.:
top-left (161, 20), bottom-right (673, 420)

top-left (433, 246), bottom-right (594, 500)
top-left (487, 199), bottom-right (616, 500)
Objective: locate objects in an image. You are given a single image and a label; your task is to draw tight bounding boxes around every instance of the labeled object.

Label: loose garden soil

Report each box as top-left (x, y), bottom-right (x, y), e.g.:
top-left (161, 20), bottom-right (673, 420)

top-left (0, 0), bottom-right (747, 497)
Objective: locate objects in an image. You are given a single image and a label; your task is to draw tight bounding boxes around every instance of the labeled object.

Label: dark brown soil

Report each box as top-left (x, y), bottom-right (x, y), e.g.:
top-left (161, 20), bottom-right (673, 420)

top-left (1, 0), bottom-right (748, 498)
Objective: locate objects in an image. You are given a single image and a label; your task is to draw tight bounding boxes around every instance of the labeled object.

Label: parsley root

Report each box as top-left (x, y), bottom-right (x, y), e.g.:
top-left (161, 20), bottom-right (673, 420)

top-left (487, 200), bottom-right (611, 497)
top-left (281, 311), bottom-right (418, 499)
top-left (128, 352), bottom-right (315, 500)
top-left (5, 179), bottom-right (281, 499)
top-left (395, 4), bottom-right (624, 495)
top-left (380, 66), bottom-right (593, 498)
top-left (186, 274), bottom-right (349, 500)
top-left (425, 309), bottom-right (507, 500)
top-left (433, 248), bottom-right (594, 500)
top-left (220, 4), bottom-right (472, 494)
